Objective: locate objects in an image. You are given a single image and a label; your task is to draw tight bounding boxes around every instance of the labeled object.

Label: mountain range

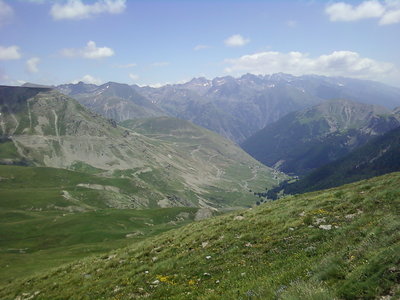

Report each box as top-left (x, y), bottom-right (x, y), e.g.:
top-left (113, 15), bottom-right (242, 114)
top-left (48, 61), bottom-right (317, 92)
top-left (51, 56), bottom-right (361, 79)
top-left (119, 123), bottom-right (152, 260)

top-left (56, 74), bottom-right (400, 143)
top-left (0, 85), bottom-right (283, 210)
top-left (242, 99), bottom-right (400, 175)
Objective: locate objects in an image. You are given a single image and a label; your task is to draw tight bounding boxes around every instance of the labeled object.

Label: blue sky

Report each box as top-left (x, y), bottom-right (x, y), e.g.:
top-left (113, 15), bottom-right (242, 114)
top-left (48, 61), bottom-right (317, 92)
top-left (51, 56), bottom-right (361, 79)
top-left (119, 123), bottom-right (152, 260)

top-left (0, 0), bottom-right (399, 87)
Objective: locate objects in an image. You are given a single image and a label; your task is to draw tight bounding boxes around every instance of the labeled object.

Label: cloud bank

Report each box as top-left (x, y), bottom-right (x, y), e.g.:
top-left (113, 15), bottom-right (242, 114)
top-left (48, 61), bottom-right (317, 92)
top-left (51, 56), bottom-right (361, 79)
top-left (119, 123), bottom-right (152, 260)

top-left (326, 0), bottom-right (400, 25)
top-left (61, 41), bottom-right (114, 59)
top-left (224, 50), bottom-right (399, 83)
top-left (51, 0), bottom-right (126, 20)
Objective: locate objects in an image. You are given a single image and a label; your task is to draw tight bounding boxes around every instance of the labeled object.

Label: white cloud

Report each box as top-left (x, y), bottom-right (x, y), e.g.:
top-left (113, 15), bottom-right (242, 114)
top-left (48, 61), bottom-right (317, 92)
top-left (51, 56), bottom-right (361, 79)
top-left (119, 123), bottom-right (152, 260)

top-left (61, 41), bottom-right (114, 59)
top-left (151, 61), bottom-right (170, 67)
top-left (50, 0), bottom-right (126, 20)
top-left (194, 44), bottom-right (211, 51)
top-left (72, 74), bottom-right (103, 85)
top-left (128, 73), bottom-right (139, 81)
top-left (0, 45), bottom-right (21, 60)
top-left (326, 1), bottom-right (384, 21)
top-left (379, 6), bottom-right (400, 24)
top-left (0, 0), bottom-right (13, 27)
top-left (224, 50), bottom-right (399, 83)
top-left (326, 0), bottom-right (400, 25)
top-left (224, 34), bottom-right (250, 47)
top-left (115, 63), bottom-right (136, 68)
top-left (26, 57), bottom-right (40, 73)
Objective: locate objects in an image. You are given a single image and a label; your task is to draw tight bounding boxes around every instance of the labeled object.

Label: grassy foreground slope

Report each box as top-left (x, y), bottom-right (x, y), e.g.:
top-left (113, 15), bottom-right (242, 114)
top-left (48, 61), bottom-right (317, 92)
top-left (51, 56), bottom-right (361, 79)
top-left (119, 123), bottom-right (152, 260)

top-left (2, 172), bottom-right (399, 299)
top-left (0, 165), bottom-right (202, 285)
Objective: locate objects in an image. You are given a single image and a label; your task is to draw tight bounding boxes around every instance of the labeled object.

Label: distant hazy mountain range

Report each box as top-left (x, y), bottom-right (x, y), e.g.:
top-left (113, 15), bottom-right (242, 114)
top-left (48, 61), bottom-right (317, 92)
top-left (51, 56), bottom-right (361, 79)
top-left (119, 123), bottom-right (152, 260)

top-left (242, 99), bottom-right (400, 175)
top-left (54, 74), bottom-right (400, 143)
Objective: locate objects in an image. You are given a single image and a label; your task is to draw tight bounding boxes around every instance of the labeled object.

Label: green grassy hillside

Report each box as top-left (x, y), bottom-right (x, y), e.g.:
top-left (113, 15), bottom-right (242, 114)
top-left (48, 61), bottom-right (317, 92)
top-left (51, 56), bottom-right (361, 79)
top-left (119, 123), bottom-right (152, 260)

top-left (0, 165), bottom-right (149, 210)
top-left (2, 172), bottom-right (399, 299)
top-left (0, 165), bottom-right (204, 285)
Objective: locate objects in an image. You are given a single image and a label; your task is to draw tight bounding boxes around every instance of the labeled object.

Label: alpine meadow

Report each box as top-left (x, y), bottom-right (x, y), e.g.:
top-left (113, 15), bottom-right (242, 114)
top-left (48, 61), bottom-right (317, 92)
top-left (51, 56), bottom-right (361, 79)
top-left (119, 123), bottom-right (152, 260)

top-left (1, 0), bottom-right (400, 299)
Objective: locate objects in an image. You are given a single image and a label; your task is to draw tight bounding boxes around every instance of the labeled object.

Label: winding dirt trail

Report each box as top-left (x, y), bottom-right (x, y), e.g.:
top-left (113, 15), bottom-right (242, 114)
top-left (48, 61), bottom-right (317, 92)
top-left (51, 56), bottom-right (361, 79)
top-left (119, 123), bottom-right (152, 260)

top-left (241, 167), bottom-right (259, 191)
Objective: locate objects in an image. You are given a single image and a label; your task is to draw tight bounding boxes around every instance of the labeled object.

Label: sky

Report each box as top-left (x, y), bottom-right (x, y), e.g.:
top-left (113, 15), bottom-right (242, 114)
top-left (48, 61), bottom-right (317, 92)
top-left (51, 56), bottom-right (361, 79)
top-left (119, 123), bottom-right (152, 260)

top-left (0, 0), bottom-right (399, 87)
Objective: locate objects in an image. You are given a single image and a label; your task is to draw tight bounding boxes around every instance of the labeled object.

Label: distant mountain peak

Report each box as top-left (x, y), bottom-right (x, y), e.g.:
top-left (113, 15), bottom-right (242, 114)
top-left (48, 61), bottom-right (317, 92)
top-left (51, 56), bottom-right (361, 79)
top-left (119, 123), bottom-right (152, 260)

top-left (212, 75), bottom-right (236, 85)
top-left (188, 77), bottom-right (209, 84)
top-left (240, 73), bottom-right (263, 80)
top-left (268, 72), bottom-right (296, 81)
top-left (101, 81), bottom-right (129, 87)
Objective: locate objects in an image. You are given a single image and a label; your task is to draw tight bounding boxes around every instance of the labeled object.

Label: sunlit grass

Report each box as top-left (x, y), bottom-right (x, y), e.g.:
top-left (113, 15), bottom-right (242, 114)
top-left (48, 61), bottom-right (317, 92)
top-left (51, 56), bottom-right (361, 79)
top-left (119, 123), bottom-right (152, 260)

top-left (1, 172), bottom-right (399, 299)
